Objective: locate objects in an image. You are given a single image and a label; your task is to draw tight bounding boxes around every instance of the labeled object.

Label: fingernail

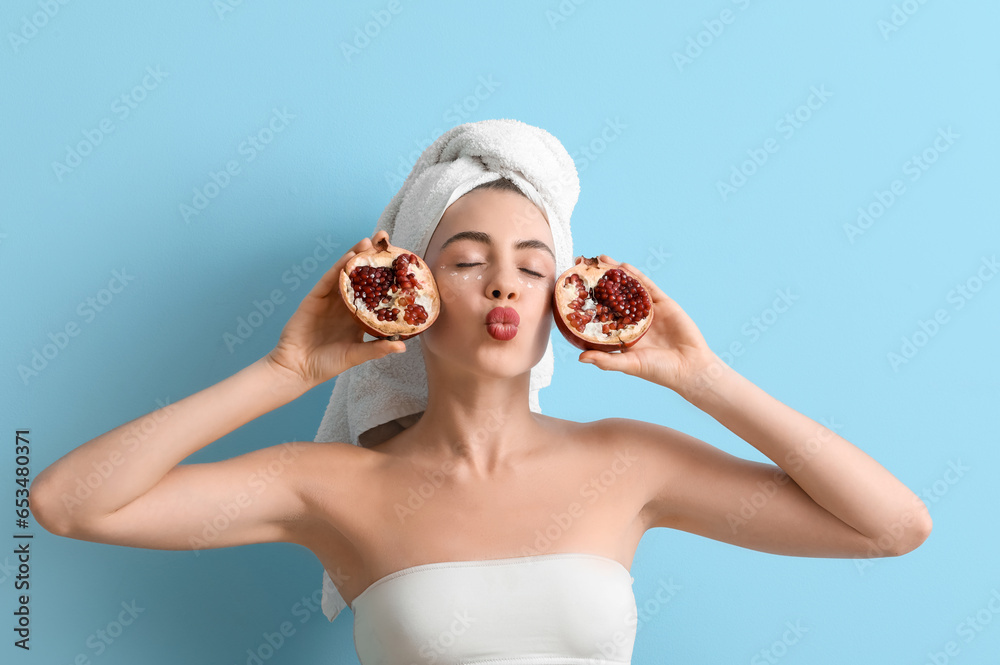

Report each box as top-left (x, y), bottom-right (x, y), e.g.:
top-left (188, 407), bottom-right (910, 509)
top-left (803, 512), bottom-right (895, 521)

top-left (580, 357), bottom-right (594, 364)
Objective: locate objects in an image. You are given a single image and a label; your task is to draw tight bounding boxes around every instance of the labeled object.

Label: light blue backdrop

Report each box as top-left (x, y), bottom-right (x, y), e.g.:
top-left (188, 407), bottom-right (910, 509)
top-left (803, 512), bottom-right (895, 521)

top-left (3, 1), bottom-right (998, 663)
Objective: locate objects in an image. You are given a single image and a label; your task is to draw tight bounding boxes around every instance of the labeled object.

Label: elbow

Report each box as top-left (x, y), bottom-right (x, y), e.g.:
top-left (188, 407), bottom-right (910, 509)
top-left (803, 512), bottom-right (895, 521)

top-left (30, 479), bottom-right (78, 538)
top-left (906, 510), bottom-right (934, 554)
top-left (886, 509), bottom-right (933, 557)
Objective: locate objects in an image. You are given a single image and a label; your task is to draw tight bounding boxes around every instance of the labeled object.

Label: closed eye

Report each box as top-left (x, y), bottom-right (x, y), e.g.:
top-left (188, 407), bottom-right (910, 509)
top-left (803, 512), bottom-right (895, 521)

top-left (455, 263), bottom-right (544, 278)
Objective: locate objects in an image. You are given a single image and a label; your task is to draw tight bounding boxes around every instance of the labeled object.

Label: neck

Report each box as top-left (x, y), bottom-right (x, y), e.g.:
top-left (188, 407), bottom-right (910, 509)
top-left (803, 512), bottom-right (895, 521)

top-left (407, 357), bottom-right (543, 478)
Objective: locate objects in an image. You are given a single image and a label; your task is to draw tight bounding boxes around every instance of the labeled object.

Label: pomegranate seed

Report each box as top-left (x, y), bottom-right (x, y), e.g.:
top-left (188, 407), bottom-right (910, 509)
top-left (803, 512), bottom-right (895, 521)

top-left (349, 265), bottom-right (394, 310)
top-left (404, 304), bottom-right (428, 325)
top-left (561, 267), bottom-right (650, 335)
top-left (592, 269), bottom-right (650, 324)
top-left (350, 251), bottom-right (434, 332)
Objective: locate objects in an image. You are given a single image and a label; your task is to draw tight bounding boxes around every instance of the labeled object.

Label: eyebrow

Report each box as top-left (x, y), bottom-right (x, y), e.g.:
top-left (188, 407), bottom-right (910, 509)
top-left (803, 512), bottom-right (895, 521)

top-left (440, 231), bottom-right (555, 259)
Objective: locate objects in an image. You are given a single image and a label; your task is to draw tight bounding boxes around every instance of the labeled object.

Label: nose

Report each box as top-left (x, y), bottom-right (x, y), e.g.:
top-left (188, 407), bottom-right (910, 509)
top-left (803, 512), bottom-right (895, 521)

top-left (486, 267), bottom-right (519, 301)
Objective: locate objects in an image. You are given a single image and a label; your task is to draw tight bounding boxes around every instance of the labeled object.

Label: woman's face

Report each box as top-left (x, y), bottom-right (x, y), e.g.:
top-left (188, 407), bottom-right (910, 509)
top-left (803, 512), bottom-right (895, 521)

top-left (421, 187), bottom-right (557, 381)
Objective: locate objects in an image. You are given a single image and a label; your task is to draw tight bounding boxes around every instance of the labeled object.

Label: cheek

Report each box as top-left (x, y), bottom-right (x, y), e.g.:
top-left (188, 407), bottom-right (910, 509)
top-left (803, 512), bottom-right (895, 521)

top-left (432, 268), bottom-right (481, 314)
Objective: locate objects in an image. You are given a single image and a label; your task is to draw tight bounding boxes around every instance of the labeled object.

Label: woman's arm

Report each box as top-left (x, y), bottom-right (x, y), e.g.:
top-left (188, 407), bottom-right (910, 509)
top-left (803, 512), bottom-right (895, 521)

top-left (31, 232), bottom-right (405, 543)
top-left (578, 257), bottom-right (931, 557)
top-left (30, 356), bottom-right (310, 534)
top-left (676, 355), bottom-right (930, 554)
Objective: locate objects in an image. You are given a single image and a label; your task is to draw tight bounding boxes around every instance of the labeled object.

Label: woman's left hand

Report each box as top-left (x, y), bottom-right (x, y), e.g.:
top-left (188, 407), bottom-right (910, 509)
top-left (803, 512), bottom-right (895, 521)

top-left (577, 255), bottom-right (718, 393)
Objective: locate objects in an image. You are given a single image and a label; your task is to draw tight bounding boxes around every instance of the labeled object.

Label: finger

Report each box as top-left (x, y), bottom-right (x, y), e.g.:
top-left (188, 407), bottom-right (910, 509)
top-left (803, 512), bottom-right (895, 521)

top-left (619, 262), bottom-right (671, 302)
top-left (351, 236), bottom-right (374, 253)
top-left (598, 254), bottom-right (620, 266)
top-left (310, 237), bottom-right (373, 300)
top-left (579, 349), bottom-right (637, 375)
top-left (346, 338), bottom-right (406, 366)
top-left (307, 253), bottom-right (352, 299)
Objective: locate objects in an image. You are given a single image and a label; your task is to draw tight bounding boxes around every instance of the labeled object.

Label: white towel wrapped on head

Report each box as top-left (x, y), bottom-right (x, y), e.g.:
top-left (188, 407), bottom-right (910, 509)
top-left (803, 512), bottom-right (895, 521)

top-left (314, 118), bottom-right (580, 621)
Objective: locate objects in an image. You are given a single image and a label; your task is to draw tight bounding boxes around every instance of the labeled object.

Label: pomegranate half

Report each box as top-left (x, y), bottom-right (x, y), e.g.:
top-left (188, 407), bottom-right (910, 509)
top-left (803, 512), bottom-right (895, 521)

top-left (552, 258), bottom-right (654, 351)
top-left (339, 238), bottom-right (440, 341)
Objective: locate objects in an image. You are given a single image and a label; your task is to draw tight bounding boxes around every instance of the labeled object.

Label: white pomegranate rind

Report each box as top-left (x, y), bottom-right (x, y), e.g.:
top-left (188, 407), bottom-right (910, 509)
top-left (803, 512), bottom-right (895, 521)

top-left (552, 258), bottom-right (653, 352)
top-left (339, 240), bottom-right (440, 341)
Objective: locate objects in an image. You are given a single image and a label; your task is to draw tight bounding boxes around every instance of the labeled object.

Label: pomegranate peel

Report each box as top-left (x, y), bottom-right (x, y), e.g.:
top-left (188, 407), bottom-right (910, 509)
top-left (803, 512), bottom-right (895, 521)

top-left (339, 238), bottom-right (440, 341)
top-left (552, 257), bottom-right (654, 352)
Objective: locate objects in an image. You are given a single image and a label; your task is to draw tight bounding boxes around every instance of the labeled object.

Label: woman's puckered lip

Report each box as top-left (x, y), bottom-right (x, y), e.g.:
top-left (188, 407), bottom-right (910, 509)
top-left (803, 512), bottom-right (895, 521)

top-left (486, 307), bottom-right (520, 326)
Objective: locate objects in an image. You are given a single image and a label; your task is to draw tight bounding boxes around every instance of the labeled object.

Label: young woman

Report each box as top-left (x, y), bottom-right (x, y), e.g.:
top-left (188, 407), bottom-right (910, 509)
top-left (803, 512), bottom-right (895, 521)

top-left (31, 176), bottom-right (931, 663)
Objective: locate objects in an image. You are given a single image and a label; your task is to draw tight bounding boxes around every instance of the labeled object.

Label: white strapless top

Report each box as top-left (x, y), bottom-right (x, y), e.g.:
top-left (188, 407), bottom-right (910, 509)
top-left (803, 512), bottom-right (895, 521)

top-left (351, 552), bottom-right (638, 664)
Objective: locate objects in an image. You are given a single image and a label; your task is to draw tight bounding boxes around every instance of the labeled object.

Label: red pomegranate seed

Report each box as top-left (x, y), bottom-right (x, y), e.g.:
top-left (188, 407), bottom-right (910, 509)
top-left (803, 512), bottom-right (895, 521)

top-left (403, 304), bottom-right (428, 325)
top-left (560, 268), bottom-right (650, 334)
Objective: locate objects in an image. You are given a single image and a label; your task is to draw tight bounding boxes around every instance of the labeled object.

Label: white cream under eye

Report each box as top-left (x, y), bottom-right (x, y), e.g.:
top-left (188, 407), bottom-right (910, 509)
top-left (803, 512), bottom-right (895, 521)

top-left (455, 262), bottom-right (544, 278)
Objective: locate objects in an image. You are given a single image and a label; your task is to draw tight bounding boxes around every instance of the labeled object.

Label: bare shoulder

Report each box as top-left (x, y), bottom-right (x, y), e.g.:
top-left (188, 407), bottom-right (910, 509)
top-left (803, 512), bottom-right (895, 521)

top-left (278, 440), bottom-right (384, 534)
top-left (549, 415), bottom-right (685, 453)
top-left (532, 414), bottom-right (667, 481)
top-left (284, 440), bottom-right (382, 496)
top-left (560, 416), bottom-right (728, 519)
top-left (578, 416), bottom-right (717, 461)
top-left (530, 413), bottom-right (658, 449)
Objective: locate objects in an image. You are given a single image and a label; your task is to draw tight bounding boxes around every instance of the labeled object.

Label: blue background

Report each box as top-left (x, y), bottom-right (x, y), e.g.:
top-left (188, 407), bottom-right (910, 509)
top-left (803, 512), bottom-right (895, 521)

top-left (3, 1), bottom-right (998, 663)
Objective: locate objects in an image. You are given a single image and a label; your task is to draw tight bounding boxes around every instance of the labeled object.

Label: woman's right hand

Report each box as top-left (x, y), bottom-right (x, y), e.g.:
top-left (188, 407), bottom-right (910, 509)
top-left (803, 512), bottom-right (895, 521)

top-left (264, 230), bottom-right (406, 387)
